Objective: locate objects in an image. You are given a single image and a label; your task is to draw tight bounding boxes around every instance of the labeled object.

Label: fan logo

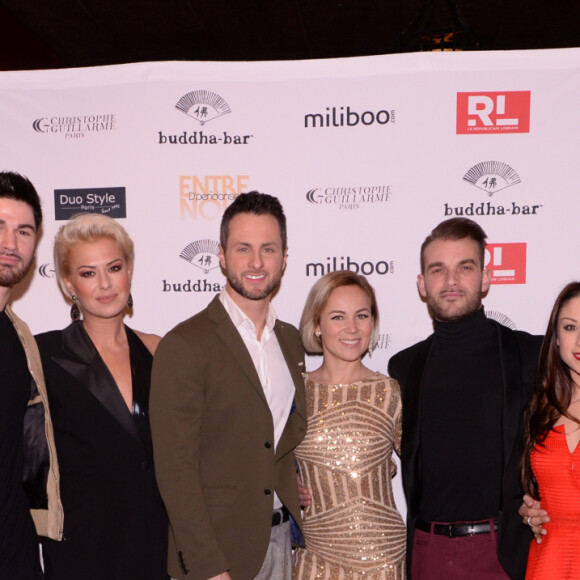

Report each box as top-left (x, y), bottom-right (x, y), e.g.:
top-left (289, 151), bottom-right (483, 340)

top-left (162, 239), bottom-right (223, 293)
top-left (485, 311), bottom-right (517, 329)
top-left (158, 90), bottom-right (253, 145)
top-left (445, 161), bottom-right (542, 217)
top-left (457, 91), bottom-right (530, 134)
top-left (175, 90), bottom-right (231, 126)
top-left (179, 239), bottom-right (221, 274)
top-left (463, 161), bottom-right (521, 196)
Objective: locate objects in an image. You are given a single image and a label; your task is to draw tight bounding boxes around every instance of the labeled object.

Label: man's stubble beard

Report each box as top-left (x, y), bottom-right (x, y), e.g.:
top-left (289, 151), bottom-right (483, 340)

top-left (225, 269), bottom-right (282, 301)
top-left (426, 291), bottom-right (483, 322)
top-left (0, 255), bottom-right (34, 288)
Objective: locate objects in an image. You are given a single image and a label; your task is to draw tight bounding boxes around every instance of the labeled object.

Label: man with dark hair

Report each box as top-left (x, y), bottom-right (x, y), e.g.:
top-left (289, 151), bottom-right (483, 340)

top-left (220, 190), bottom-right (287, 253)
top-left (388, 217), bottom-right (542, 580)
top-left (151, 192), bottom-right (306, 580)
top-left (419, 217), bottom-right (487, 276)
top-left (0, 171), bottom-right (63, 578)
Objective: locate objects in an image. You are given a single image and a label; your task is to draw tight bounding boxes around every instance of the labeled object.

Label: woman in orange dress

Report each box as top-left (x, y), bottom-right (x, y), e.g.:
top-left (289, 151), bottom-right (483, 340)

top-left (522, 281), bottom-right (580, 579)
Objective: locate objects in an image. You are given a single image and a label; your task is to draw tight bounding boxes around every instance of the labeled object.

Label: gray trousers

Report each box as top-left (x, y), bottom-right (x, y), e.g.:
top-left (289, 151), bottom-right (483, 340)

top-left (171, 518), bottom-right (292, 580)
top-left (253, 519), bottom-right (292, 580)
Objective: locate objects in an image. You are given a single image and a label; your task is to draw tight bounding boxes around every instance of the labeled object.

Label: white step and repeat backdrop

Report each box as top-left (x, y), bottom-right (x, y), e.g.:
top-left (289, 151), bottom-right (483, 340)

top-left (2, 47), bottom-right (579, 514)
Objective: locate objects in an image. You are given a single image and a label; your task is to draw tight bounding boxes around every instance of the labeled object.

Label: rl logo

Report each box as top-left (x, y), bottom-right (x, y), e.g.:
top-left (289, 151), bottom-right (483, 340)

top-left (456, 91), bottom-right (531, 134)
top-left (484, 243), bottom-right (527, 285)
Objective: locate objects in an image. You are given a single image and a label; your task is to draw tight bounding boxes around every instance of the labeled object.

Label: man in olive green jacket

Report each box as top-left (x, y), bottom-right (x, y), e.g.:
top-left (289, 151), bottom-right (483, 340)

top-left (151, 192), bottom-right (306, 580)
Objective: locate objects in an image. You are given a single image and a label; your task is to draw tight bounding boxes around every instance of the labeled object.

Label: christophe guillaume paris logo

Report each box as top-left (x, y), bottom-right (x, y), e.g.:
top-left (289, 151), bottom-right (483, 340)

top-left (306, 185), bottom-right (392, 210)
top-left (32, 114), bottom-right (116, 139)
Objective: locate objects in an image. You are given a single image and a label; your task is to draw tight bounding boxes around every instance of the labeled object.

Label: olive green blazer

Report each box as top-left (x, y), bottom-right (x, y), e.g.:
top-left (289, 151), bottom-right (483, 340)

top-left (150, 295), bottom-right (306, 580)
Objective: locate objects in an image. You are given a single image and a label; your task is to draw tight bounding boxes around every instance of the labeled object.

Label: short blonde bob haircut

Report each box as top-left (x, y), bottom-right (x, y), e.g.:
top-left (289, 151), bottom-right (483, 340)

top-left (54, 213), bottom-right (135, 299)
top-left (300, 270), bottom-right (380, 355)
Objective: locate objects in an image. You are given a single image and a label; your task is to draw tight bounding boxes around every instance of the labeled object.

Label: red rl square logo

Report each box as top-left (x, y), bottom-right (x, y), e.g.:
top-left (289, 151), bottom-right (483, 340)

top-left (456, 91), bottom-right (531, 134)
top-left (484, 243), bottom-right (527, 284)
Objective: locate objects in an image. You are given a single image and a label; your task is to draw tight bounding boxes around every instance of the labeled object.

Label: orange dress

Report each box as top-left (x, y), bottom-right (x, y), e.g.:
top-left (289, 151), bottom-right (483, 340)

top-left (526, 425), bottom-right (580, 579)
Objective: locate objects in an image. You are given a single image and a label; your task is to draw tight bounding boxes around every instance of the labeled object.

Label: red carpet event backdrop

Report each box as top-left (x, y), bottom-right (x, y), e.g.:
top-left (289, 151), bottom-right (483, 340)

top-left (1, 48), bottom-right (579, 513)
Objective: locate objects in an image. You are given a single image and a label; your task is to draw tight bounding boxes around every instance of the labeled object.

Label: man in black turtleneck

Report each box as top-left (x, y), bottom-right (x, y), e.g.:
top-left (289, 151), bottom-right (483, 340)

top-left (388, 218), bottom-right (543, 580)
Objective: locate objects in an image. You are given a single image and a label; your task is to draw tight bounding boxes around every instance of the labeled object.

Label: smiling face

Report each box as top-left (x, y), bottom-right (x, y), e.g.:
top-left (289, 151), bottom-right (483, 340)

top-left (316, 284), bottom-right (373, 365)
top-left (219, 212), bottom-right (287, 306)
top-left (418, 237), bottom-right (491, 322)
top-left (0, 198), bottom-right (37, 289)
top-left (63, 237), bottom-right (132, 321)
top-left (557, 296), bottom-right (580, 388)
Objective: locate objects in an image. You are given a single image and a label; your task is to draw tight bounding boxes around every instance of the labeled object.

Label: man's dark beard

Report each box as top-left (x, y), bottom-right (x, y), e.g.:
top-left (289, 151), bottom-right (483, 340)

top-left (0, 257), bottom-right (34, 288)
top-left (226, 270), bottom-right (281, 301)
top-left (426, 292), bottom-right (482, 322)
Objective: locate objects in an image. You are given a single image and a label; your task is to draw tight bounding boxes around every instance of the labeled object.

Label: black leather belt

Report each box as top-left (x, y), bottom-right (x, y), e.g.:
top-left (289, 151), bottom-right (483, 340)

top-left (272, 507), bottom-right (290, 527)
top-left (416, 518), bottom-right (498, 538)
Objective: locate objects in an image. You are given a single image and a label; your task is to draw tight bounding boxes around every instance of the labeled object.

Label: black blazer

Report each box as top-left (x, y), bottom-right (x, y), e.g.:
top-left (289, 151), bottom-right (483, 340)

top-left (36, 322), bottom-right (168, 580)
top-left (388, 320), bottom-right (542, 580)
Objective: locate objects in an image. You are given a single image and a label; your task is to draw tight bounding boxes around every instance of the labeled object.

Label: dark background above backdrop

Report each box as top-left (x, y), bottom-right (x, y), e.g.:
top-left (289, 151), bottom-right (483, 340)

top-left (1, 0), bottom-right (579, 71)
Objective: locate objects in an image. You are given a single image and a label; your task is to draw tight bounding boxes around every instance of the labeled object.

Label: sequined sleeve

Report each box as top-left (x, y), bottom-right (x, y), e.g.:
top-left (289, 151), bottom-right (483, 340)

top-left (392, 379), bottom-right (403, 458)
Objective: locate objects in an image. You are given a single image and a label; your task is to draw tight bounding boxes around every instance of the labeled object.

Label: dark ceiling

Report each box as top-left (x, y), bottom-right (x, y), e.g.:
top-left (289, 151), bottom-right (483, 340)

top-left (1, 0), bottom-right (579, 71)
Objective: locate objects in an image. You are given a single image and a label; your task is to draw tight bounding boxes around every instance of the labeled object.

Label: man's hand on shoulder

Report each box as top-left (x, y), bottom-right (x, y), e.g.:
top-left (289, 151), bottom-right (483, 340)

top-left (519, 494), bottom-right (549, 543)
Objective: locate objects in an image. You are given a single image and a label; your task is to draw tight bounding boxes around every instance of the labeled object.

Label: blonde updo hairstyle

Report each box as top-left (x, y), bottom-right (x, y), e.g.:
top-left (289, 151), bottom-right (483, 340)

top-left (300, 270), bottom-right (380, 355)
top-left (54, 213), bottom-right (135, 299)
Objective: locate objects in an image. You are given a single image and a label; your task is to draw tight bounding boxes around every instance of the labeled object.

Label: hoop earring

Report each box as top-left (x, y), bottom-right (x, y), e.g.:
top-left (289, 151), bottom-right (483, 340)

top-left (70, 295), bottom-right (81, 322)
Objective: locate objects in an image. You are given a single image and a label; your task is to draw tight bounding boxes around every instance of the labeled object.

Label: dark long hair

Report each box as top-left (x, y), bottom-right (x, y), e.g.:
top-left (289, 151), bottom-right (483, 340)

top-left (522, 281), bottom-right (580, 498)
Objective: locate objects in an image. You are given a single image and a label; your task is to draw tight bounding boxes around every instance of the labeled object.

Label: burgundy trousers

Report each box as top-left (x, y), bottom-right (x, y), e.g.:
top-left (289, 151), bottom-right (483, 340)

top-left (411, 520), bottom-right (511, 580)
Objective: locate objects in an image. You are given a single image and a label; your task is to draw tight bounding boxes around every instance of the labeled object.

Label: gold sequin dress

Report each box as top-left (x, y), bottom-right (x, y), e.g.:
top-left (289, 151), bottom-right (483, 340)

top-left (293, 372), bottom-right (406, 580)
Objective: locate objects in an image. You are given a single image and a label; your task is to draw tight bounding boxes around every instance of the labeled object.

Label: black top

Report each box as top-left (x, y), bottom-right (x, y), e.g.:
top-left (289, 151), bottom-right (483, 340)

top-left (0, 310), bottom-right (42, 579)
top-left (388, 315), bottom-right (543, 580)
top-left (36, 322), bottom-right (168, 580)
top-left (419, 307), bottom-right (503, 522)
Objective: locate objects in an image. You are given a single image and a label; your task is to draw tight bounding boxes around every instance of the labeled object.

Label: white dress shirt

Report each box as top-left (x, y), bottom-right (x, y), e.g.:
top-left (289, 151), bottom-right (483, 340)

top-left (219, 289), bottom-right (296, 510)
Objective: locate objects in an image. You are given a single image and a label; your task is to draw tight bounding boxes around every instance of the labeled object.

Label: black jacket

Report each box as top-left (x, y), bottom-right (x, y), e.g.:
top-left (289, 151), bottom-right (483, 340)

top-left (388, 320), bottom-right (542, 580)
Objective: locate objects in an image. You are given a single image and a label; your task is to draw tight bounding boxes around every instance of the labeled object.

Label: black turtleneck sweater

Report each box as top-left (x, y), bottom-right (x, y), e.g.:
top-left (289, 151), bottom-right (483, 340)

top-left (419, 307), bottom-right (503, 522)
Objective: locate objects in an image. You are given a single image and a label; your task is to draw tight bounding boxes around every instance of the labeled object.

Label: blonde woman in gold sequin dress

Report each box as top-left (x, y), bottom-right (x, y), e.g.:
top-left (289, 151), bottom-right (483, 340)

top-left (293, 270), bottom-right (406, 580)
